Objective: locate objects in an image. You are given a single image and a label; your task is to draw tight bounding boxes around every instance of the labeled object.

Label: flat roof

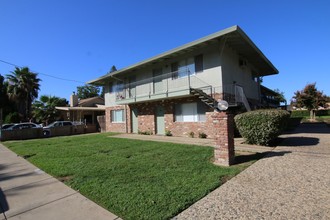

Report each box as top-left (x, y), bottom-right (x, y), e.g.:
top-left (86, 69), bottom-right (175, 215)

top-left (88, 25), bottom-right (278, 85)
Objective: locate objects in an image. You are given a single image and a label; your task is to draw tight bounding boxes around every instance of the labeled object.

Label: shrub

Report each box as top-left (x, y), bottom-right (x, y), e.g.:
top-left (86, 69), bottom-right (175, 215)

top-left (165, 130), bottom-right (172, 136)
top-left (138, 130), bottom-right (152, 135)
top-left (234, 109), bottom-right (290, 146)
top-left (189, 131), bottom-right (195, 138)
top-left (290, 110), bottom-right (309, 118)
top-left (198, 132), bottom-right (207, 139)
top-left (315, 109), bottom-right (330, 116)
top-left (4, 112), bottom-right (20, 123)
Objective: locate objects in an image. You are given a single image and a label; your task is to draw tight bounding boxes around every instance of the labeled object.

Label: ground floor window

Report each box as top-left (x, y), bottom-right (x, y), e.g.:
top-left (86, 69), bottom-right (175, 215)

top-left (174, 102), bottom-right (206, 122)
top-left (111, 109), bottom-right (124, 122)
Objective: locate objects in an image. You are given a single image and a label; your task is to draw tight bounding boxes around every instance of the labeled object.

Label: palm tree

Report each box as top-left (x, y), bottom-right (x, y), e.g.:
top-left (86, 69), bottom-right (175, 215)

top-left (6, 67), bottom-right (41, 121)
top-left (32, 95), bottom-right (68, 125)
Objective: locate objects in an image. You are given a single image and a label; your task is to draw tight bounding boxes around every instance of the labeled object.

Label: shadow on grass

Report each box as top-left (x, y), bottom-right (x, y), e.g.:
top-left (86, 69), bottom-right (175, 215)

top-left (235, 151), bottom-right (291, 165)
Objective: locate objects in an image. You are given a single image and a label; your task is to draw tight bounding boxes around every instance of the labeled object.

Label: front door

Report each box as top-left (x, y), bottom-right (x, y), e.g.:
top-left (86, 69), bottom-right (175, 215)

top-left (155, 106), bottom-right (165, 135)
top-left (131, 108), bottom-right (138, 133)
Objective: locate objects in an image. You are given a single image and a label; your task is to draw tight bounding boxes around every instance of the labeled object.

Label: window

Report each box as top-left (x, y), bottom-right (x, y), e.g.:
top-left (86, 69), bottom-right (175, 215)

top-left (174, 102), bottom-right (206, 122)
top-left (111, 109), bottom-right (124, 123)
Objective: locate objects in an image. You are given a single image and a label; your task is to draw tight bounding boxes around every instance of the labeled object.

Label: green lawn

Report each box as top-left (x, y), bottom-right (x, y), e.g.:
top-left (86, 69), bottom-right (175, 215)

top-left (4, 133), bottom-right (249, 219)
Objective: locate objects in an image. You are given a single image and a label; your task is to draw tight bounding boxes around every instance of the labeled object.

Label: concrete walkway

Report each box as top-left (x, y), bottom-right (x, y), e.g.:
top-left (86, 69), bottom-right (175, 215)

top-left (112, 133), bottom-right (274, 153)
top-left (0, 144), bottom-right (121, 220)
top-left (175, 123), bottom-right (330, 219)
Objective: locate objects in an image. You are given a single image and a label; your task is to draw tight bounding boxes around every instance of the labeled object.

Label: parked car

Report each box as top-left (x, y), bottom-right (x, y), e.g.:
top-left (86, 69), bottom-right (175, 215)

top-left (43, 121), bottom-right (74, 136)
top-left (1, 123), bottom-right (15, 130)
top-left (4, 123), bottom-right (41, 130)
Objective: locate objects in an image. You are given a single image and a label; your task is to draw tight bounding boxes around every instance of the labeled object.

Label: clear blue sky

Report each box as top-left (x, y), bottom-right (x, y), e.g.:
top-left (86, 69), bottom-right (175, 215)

top-left (1, 0), bottom-right (329, 102)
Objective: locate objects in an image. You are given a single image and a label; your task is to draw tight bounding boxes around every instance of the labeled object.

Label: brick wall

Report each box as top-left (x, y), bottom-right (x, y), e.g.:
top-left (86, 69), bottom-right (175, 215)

top-left (127, 97), bottom-right (217, 138)
top-left (105, 106), bottom-right (128, 133)
top-left (131, 102), bottom-right (155, 134)
top-left (212, 112), bottom-right (235, 166)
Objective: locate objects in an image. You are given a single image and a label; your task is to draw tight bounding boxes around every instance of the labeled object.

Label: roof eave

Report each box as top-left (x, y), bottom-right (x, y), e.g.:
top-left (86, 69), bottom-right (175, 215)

top-left (88, 25), bottom-right (278, 84)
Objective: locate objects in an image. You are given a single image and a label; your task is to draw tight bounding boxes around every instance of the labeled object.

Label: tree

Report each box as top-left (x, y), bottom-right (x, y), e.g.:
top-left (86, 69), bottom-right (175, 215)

top-left (6, 67), bottom-right (41, 121)
top-left (109, 65), bottom-right (117, 74)
top-left (273, 89), bottom-right (287, 105)
top-left (0, 74), bottom-right (9, 109)
top-left (1, 74), bottom-right (18, 123)
top-left (77, 84), bottom-right (100, 99)
top-left (32, 95), bottom-right (68, 125)
top-left (293, 83), bottom-right (326, 120)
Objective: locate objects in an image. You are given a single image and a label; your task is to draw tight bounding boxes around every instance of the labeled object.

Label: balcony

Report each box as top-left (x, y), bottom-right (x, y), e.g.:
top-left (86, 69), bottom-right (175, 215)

top-left (115, 69), bottom-right (251, 110)
top-left (115, 69), bottom-right (212, 104)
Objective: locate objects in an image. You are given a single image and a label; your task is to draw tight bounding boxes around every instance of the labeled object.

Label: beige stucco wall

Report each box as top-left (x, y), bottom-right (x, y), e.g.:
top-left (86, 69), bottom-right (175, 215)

top-left (103, 41), bottom-right (260, 107)
top-left (220, 45), bottom-right (260, 100)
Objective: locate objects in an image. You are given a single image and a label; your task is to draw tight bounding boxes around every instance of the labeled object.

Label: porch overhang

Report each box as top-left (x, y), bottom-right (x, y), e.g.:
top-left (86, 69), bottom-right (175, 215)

top-left (55, 106), bottom-right (106, 111)
top-left (88, 25), bottom-right (278, 86)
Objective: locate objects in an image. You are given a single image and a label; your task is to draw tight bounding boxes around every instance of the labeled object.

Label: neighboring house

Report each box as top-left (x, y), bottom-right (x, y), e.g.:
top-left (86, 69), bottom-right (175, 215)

top-left (88, 25), bottom-right (279, 137)
top-left (56, 93), bottom-right (105, 125)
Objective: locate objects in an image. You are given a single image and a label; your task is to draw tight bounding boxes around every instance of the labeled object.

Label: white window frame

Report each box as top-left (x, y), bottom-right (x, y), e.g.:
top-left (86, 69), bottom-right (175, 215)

top-left (111, 109), bottom-right (125, 123)
top-left (175, 102), bottom-right (206, 122)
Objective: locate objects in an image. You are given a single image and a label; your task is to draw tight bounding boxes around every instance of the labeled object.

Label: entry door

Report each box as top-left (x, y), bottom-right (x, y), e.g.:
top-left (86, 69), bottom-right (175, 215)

top-left (131, 108), bottom-right (138, 133)
top-left (153, 68), bottom-right (163, 94)
top-left (156, 106), bottom-right (165, 135)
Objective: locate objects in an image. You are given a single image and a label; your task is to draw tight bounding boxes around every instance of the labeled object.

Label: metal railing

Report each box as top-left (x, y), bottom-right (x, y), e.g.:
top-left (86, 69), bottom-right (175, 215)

top-left (115, 69), bottom-right (211, 101)
top-left (114, 69), bottom-right (251, 110)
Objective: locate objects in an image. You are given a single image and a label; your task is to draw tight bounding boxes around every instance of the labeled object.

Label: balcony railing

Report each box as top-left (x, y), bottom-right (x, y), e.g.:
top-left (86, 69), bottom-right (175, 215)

top-left (115, 69), bottom-right (250, 110)
top-left (116, 69), bottom-right (212, 102)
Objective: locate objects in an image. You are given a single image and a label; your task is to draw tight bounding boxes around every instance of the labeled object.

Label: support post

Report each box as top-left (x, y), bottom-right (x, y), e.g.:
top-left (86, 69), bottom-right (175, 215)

top-left (212, 111), bottom-right (235, 166)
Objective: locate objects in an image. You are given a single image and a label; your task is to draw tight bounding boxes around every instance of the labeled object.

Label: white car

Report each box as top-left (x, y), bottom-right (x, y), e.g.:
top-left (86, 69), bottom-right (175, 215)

top-left (4, 123), bottom-right (41, 130)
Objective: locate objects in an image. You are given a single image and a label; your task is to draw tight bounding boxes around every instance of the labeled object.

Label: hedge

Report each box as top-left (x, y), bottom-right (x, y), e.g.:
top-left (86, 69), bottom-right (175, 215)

top-left (291, 109), bottom-right (330, 117)
top-left (234, 109), bottom-right (290, 146)
top-left (290, 110), bottom-right (309, 118)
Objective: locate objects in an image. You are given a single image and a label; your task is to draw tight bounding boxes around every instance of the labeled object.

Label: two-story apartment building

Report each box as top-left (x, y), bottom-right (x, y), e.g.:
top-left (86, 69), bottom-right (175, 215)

top-left (88, 25), bottom-right (278, 138)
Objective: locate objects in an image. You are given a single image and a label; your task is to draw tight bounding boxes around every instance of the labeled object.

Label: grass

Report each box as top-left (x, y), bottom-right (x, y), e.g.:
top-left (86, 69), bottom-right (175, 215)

top-left (3, 133), bottom-right (252, 220)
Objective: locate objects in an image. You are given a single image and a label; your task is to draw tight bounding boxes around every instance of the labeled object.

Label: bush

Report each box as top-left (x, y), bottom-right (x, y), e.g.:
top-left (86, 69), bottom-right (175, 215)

top-left (290, 110), bottom-right (309, 118)
top-left (165, 130), bottom-right (172, 136)
top-left (315, 109), bottom-right (330, 116)
top-left (4, 112), bottom-right (20, 123)
top-left (198, 132), bottom-right (207, 139)
top-left (189, 131), bottom-right (195, 138)
top-left (234, 109), bottom-right (290, 146)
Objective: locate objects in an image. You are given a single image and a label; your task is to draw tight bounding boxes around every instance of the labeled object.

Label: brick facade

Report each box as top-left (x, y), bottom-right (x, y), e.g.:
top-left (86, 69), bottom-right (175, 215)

top-left (126, 97), bottom-right (217, 138)
top-left (105, 106), bottom-right (129, 133)
top-left (105, 99), bottom-right (235, 166)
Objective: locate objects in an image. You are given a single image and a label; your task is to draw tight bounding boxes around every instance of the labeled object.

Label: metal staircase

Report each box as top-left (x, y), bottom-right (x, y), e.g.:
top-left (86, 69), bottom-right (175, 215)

top-left (190, 88), bottom-right (219, 110)
top-left (190, 85), bottom-right (251, 112)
